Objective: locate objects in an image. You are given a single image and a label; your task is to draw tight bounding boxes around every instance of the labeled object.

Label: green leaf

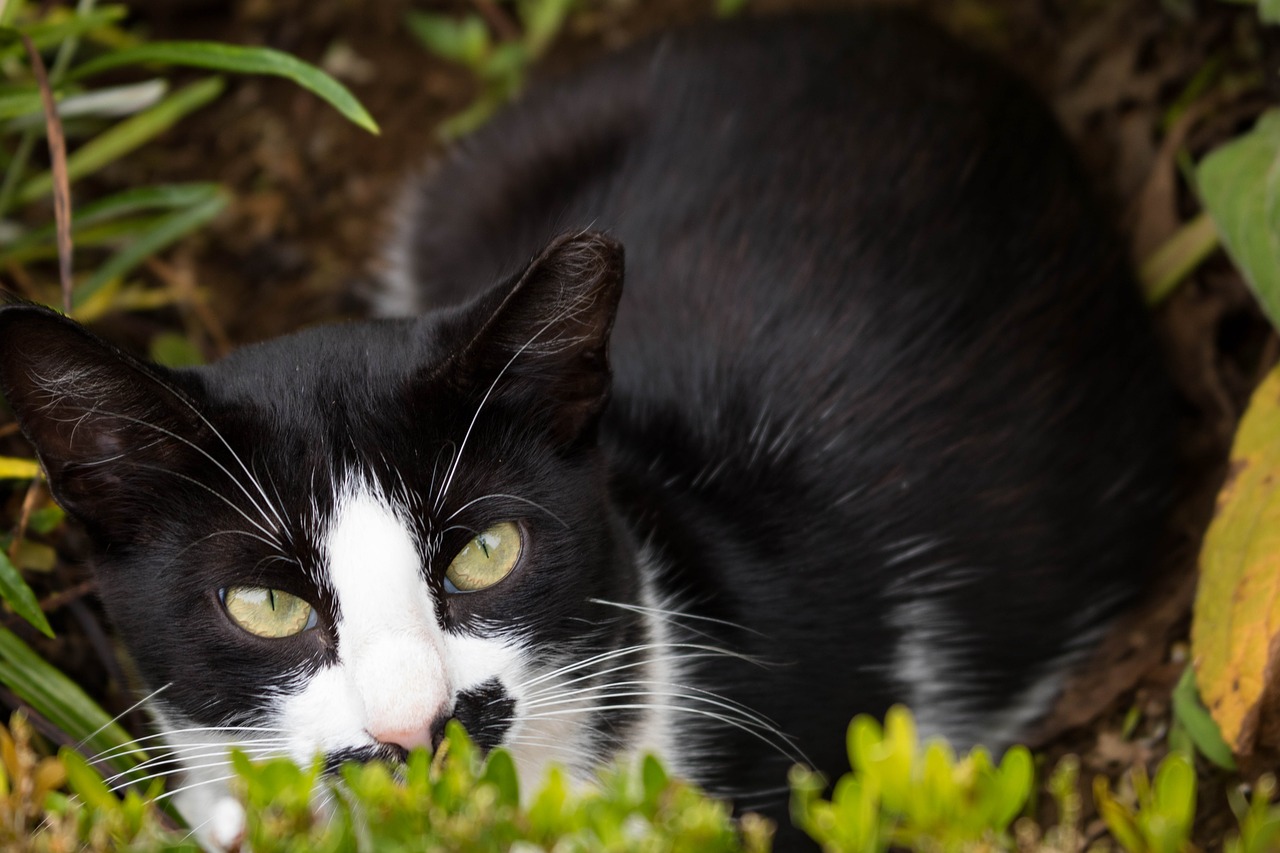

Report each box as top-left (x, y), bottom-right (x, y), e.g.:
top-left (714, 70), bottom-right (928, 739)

top-left (1171, 665), bottom-right (1237, 769)
top-left (59, 746), bottom-right (118, 815)
top-left (74, 186), bottom-right (230, 307)
top-left (69, 41), bottom-right (379, 134)
top-left (406, 11), bottom-right (491, 68)
top-left (0, 182), bottom-right (223, 262)
top-left (517, 0), bottom-right (575, 56)
top-left (15, 76), bottom-right (226, 208)
top-left (1140, 211), bottom-right (1220, 305)
top-left (1151, 753), bottom-right (1196, 838)
top-left (0, 626), bottom-right (137, 771)
top-left (28, 505), bottom-right (64, 536)
top-left (149, 332), bottom-right (205, 367)
top-left (716, 0), bottom-right (752, 16)
top-left (0, 548), bottom-right (51, 637)
top-left (1197, 109), bottom-right (1280, 329)
top-left (0, 7), bottom-right (128, 60)
top-left (481, 748), bottom-right (520, 807)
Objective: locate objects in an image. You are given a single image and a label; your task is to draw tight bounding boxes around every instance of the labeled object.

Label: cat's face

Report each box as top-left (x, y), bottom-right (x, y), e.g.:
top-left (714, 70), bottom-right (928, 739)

top-left (0, 233), bottom-right (670, 836)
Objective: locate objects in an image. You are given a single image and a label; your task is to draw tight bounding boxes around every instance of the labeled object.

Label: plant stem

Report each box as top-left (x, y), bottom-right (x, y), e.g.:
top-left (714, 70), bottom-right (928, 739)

top-left (0, 0), bottom-right (97, 219)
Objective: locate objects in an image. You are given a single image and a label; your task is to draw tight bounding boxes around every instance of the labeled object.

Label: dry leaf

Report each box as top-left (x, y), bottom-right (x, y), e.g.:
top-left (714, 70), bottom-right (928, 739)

top-left (1191, 365), bottom-right (1280, 761)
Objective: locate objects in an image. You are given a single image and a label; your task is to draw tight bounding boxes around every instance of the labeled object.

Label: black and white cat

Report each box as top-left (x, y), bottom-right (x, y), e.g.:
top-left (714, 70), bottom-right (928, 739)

top-left (0, 10), bottom-right (1173, 849)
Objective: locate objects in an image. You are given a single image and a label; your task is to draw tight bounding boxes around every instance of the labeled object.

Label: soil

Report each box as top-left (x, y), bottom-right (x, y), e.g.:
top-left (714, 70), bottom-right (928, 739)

top-left (1, 0), bottom-right (1276, 848)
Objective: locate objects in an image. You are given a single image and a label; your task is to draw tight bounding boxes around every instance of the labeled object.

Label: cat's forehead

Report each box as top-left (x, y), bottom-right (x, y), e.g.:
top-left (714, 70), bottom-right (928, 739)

top-left (192, 317), bottom-right (452, 408)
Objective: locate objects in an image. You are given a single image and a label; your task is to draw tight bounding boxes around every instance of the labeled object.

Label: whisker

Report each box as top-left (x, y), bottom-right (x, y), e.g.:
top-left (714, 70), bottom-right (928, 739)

top-left (589, 598), bottom-right (765, 638)
top-left (523, 703), bottom-right (806, 766)
top-left (434, 291), bottom-right (599, 513)
top-left (444, 493), bottom-right (569, 528)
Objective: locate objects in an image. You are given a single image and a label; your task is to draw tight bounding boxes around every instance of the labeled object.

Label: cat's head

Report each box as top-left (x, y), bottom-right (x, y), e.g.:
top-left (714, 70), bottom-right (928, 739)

top-left (0, 231), bottom-right (666, 828)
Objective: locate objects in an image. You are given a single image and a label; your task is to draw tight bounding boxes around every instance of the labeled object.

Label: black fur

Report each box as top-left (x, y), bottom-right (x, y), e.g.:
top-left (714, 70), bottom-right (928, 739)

top-left (0, 10), bottom-right (1174, 846)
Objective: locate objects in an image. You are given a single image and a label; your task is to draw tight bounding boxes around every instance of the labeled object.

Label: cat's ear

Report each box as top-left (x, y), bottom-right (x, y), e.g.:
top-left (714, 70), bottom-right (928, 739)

top-left (0, 304), bottom-right (210, 541)
top-left (447, 230), bottom-right (624, 446)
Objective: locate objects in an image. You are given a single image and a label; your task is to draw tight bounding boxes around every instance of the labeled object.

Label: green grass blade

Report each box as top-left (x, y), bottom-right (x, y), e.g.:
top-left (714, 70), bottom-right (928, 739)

top-left (0, 625), bottom-right (137, 771)
top-left (69, 40), bottom-right (379, 134)
top-left (0, 182), bottom-right (222, 260)
top-left (74, 187), bottom-right (229, 306)
top-left (1140, 211), bottom-right (1220, 305)
top-left (0, 6), bottom-right (127, 60)
top-left (14, 76), bottom-right (224, 208)
top-left (0, 89), bottom-right (46, 120)
top-left (0, 548), bottom-right (53, 638)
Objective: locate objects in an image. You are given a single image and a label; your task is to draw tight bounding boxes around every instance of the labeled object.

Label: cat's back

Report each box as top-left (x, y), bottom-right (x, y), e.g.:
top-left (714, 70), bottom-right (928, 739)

top-left (386, 10), bottom-right (1167, 504)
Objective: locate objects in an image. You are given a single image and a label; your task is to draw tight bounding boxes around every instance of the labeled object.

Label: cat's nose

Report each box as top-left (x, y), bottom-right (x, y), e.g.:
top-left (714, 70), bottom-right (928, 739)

top-left (370, 710), bottom-right (452, 757)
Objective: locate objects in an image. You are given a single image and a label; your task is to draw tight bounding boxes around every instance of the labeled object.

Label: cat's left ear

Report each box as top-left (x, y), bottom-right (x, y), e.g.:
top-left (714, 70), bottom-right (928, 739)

top-left (446, 230), bottom-right (624, 446)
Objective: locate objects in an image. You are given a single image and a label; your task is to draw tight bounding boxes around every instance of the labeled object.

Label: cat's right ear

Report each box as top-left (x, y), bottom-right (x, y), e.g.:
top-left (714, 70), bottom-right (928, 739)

top-left (441, 231), bottom-right (624, 447)
top-left (0, 304), bottom-right (210, 542)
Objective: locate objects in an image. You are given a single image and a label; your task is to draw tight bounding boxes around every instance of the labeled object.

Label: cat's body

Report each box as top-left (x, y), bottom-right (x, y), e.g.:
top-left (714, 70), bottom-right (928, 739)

top-left (0, 11), bottom-right (1173, 850)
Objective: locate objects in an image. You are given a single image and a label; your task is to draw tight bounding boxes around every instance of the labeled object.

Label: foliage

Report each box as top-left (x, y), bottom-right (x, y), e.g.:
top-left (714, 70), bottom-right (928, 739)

top-left (0, 0), bottom-right (376, 750)
top-left (0, 714), bottom-right (186, 852)
top-left (1191, 365), bottom-right (1280, 761)
top-left (1094, 753), bottom-right (1197, 853)
top-left (407, 0), bottom-right (577, 138)
top-left (1169, 666), bottom-right (1237, 771)
top-left (1196, 109), bottom-right (1280, 328)
top-left (790, 706), bottom-right (1034, 852)
top-left (1226, 774), bottom-right (1280, 853)
top-left (236, 720), bottom-right (771, 853)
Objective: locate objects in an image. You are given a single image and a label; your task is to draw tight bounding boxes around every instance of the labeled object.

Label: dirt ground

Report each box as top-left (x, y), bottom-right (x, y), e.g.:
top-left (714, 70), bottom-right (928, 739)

top-left (1, 0), bottom-right (1276, 847)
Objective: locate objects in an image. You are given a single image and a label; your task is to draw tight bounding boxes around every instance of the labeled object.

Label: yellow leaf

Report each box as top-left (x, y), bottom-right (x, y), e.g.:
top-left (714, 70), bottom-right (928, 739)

top-left (0, 458), bottom-right (40, 480)
top-left (1192, 365), bottom-right (1280, 757)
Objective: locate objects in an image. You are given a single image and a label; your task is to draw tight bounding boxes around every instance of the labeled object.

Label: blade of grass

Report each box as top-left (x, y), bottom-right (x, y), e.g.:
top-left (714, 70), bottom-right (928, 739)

top-left (0, 6), bottom-right (125, 60)
top-left (0, 625), bottom-right (137, 772)
top-left (6, 79), bottom-right (165, 128)
top-left (0, 183), bottom-right (221, 260)
top-left (3, 215), bottom-right (174, 264)
top-left (21, 32), bottom-right (73, 310)
top-left (0, 0), bottom-right (99, 218)
top-left (1141, 211), bottom-right (1220, 305)
top-left (70, 40), bottom-right (379, 134)
top-left (74, 187), bottom-right (228, 307)
top-left (0, 549), bottom-right (51, 638)
top-left (13, 75), bottom-right (224, 210)
top-left (0, 457), bottom-right (39, 478)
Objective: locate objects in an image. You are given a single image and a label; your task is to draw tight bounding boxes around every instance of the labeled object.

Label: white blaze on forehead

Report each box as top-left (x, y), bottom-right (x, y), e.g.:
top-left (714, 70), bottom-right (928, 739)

top-left (324, 482), bottom-right (450, 744)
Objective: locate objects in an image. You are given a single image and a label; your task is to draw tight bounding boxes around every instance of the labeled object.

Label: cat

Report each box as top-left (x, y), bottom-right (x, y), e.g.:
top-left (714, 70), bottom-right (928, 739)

top-left (0, 9), bottom-right (1174, 850)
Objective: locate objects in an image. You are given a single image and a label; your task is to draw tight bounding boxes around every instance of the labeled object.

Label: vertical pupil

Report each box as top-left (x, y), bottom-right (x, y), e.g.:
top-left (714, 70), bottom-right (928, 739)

top-left (478, 537), bottom-right (491, 559)
top-left (268, 590), bottom-right (277, 611)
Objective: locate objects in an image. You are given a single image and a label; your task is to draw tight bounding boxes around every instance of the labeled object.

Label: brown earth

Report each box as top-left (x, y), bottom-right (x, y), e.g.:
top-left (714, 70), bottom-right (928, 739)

top-left (0, 0), bottom-right (1276, 847)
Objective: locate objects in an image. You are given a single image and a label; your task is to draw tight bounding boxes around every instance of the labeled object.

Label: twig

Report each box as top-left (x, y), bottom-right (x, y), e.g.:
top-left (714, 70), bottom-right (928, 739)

top-left (145, 255), bottom-right (232, 357)
top-left (38, 578), bottom-right (96, 614)
top-left (472, 0), bottom-right (521, 42)
top-left (21, 34), bottom-right (74, 312)
top-left (8, 474), bottom-right (43, 564)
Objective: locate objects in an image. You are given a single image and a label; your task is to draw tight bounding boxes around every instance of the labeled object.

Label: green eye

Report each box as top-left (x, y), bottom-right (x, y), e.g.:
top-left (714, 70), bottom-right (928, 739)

top-left (445, 522), bottom-right (522, 593)
top-left (222, 586), bottom-right (316, 638)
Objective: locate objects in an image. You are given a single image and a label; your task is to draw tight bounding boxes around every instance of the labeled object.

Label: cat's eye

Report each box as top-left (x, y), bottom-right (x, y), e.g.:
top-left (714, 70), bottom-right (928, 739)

top-left (222, 586), bottom-right (317, 638)
top-left (444, 522), bottom-right (522, 593)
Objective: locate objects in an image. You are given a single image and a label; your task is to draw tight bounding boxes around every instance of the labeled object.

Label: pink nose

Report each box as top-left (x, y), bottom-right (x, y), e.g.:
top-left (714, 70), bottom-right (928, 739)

top-left (370, 712), bottom-right (451, 756)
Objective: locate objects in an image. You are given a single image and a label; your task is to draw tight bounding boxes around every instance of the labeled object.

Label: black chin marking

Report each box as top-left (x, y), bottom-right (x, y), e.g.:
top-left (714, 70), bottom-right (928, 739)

top-left (454, 677), bottom-right (515, 750)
